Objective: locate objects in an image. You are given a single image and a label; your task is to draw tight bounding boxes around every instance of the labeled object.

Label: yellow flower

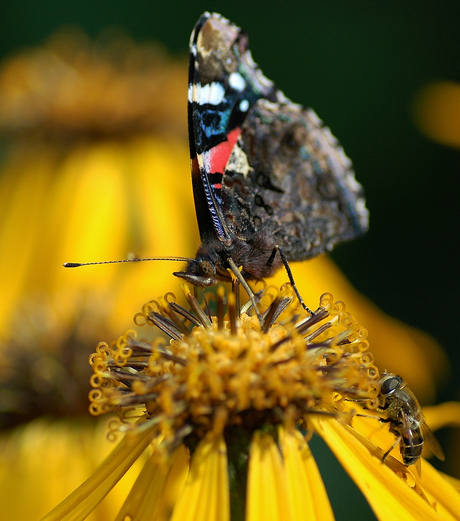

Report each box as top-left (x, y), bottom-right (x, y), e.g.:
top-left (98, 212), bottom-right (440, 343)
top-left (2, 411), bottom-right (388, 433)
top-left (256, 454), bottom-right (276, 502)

top-left (42, 286), bottom-right (460, 521)
top-left (0, 29), bottom-right (193, 428)
top-left (0, 28), bottom-right (191, 339)
top-left (413, 81), bottom-right (460, 148)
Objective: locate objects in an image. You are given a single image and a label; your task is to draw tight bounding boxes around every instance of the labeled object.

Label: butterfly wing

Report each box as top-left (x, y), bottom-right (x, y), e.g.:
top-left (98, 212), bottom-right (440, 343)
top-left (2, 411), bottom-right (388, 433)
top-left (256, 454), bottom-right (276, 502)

top-left (189, 12), bottom-right (368, 262)
top-left (188, 12), bottom-right (284, 245)
top-left (221, 99), bottom-right (369, 259)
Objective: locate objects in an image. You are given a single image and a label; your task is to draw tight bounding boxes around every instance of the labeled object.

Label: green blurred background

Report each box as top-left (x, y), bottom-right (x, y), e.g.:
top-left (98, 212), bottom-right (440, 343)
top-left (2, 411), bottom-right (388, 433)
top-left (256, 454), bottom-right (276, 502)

top-left (1, 2), bottom-right (459, 518)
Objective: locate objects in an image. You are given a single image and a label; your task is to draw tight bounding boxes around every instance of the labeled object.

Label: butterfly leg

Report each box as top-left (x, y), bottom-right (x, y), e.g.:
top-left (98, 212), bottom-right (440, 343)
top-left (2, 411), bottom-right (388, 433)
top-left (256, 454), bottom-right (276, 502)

top-left (227, 258), bottom-right (263, 323)
top-left (268, 246), bottom-right (315, 316)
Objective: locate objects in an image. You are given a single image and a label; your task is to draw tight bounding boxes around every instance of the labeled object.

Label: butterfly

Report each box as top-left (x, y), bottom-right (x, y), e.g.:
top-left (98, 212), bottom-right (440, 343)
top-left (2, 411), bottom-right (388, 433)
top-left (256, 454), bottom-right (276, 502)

top-left (64, 12), bottom-right (368, 316)
top-left (174, 12), bottom-right (369, 311)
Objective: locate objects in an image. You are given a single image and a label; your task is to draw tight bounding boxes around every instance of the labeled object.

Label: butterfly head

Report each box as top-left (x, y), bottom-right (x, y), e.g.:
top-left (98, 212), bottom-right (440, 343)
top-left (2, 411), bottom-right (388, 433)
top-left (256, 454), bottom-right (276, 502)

top-left (173, 239), bottom-right (229, 287)
top-left (173, 236), bottom-right (251, 287)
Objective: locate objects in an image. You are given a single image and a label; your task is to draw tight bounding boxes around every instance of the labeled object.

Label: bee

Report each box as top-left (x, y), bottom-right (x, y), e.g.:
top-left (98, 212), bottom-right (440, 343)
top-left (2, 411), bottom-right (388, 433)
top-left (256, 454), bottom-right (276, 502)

top-left (378, 372), bottom-right (445, 468)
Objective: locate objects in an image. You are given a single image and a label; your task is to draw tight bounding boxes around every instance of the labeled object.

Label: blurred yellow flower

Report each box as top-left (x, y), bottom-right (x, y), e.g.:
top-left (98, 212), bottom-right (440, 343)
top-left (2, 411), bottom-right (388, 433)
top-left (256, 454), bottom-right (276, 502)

top-left (41, 287), bottom-right (459, 521)
top-left (413, 81), bottom-right (460, 148)
top-left (0, 28), bottom-right (195, 339)
top-left (0, 418), bottom-right (149, 521)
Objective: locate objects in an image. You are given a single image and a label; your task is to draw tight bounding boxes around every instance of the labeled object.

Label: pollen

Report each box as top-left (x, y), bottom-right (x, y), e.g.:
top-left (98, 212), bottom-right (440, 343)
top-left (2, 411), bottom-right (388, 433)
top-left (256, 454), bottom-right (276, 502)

top-left (89, 285), bottom-right (380, 454)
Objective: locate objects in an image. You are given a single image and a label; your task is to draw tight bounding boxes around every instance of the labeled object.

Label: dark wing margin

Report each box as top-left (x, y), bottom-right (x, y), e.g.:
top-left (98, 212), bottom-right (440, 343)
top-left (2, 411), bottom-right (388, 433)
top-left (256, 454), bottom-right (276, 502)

top-left (188, 13), bottom-right (218, 242)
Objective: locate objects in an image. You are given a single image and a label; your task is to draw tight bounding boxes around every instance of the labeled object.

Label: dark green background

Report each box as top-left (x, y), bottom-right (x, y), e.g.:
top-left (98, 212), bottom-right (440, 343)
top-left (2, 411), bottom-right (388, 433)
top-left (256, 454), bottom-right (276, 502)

top-left (1, 2), bottom-right (459, 518)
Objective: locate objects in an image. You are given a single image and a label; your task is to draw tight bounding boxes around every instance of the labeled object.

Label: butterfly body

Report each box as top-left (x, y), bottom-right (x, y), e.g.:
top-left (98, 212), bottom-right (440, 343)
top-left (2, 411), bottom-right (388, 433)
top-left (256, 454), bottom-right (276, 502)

top-left (174, 13), bottom-right (368, 290)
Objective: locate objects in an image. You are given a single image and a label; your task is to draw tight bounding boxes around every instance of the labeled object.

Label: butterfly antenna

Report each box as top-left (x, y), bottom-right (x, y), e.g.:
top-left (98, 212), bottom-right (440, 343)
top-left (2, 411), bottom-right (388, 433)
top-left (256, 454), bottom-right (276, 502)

top-left (63, 256), bottom-right (192, 268)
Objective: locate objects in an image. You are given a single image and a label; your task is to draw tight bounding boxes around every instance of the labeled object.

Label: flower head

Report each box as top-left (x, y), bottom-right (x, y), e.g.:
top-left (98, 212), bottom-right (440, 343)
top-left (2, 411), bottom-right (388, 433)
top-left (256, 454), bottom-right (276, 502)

top-left (42, 285), bottom-right (460, 520)
top-left (89, 286), bottom-right (377, 452)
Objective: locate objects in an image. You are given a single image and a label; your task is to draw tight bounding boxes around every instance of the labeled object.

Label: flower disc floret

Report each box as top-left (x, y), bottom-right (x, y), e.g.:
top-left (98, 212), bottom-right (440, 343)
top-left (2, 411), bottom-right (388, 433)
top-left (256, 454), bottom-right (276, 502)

top-left (89, 287), bottom-right (379, 454)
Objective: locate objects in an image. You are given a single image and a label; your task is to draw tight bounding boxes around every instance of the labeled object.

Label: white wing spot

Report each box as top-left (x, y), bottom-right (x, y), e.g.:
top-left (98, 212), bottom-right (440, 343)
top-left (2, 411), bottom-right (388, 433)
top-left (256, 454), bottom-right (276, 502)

top-left (239, 99), bottom-right (250, 112)
top-left (198, 82), bottom-right (226, 106)
top-left (226, 141), bottom-right (252, 178)
top-left (229, 72), bottom-right (246, 92)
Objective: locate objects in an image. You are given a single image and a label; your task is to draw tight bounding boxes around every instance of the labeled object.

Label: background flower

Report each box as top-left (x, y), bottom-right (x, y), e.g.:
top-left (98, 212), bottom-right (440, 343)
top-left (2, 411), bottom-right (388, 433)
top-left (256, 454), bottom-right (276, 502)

top-left (413, 81), bottom-right (460, 149)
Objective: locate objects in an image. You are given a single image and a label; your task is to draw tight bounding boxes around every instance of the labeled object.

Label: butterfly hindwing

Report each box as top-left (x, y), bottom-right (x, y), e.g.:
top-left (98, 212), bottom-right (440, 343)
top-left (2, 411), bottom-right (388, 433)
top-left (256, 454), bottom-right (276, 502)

top-left (221, 98), bottom-right (368, 259)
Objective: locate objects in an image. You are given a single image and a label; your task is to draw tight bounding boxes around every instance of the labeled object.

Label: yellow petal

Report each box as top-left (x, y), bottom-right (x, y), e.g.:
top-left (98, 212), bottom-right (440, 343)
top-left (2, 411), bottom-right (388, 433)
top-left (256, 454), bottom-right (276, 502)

top-left (422, 402), bottom-right (460, 431)
top-left (279, 426), bottom-right (334, 521)
top-left (170, 434), bottom-right (229, 521)
top-left (0, 148), bottom-right (55, 333)
top-left (417, 458), bottom-right (460, 520)
top-left (115, 444), bottom-right (189, 521)
top-left (41, 422), bottom-right (157, 521)
top-left (438, 473), bottom-right (460, 494)
top-left (312, 417), bottom-right (455, 520)
top-left (246, 431), bottom-right (292, 521)
top-left (155, 444), bottom-right (191, 521)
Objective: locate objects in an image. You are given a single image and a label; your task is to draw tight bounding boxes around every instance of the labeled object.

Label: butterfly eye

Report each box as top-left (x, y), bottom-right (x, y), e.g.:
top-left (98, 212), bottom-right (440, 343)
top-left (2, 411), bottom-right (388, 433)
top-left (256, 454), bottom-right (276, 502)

top-left (199, 261), bottom-right (215, 278)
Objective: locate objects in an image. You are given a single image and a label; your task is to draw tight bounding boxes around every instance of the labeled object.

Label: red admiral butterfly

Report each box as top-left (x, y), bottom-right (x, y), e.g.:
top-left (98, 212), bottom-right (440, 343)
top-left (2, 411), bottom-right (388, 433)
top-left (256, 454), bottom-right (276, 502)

top-left (174, 13), bottom-right (368, 310)
top-left (65, 13), bottom-right (368, 316)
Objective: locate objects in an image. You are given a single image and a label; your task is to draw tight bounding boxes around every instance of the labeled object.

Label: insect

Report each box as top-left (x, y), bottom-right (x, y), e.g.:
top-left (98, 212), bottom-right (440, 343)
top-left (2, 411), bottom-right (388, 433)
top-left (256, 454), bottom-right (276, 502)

top-left (173, 12), bottom-right (369, 312)
top-left (378, 372), bottom-right (445, 468)
top-left (65, 13), bottom-right (368, 316)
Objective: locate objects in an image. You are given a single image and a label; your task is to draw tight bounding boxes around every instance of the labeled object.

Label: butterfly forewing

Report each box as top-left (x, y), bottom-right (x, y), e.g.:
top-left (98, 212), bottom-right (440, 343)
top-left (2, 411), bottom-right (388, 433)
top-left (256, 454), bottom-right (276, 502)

top-left (188, 12), bottom-right (283, 244)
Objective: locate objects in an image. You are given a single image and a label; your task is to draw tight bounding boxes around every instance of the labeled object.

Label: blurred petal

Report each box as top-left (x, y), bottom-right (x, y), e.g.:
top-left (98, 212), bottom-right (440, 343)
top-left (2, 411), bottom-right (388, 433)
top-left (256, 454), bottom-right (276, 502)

top-left (170, 435), bottom-right (229, 521)
top-left (439, 473), bottom-right (460, 494)
top-left (0, 419), bottom-right (146, 520)
top-left (279, 426), bottom-right (334, 520)
top-left (246, 431), bottom-right (293, 521)
top-left (0, 136), bottom-right (193, 337)
top-left (423, 402), bottom-right (460, 431)
top-left (413, 81), bottom-right (460, 148)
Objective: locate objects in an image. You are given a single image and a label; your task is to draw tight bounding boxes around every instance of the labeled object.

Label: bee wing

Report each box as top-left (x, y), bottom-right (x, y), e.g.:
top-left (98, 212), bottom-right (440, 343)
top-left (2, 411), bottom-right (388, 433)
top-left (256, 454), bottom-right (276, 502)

top-left (421, 420), bottom-right (445, 461)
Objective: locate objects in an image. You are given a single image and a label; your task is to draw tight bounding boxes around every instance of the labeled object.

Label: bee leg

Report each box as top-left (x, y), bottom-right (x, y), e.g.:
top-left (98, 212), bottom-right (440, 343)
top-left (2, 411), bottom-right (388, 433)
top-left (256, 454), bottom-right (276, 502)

top-left (354, 413), bottom-right (383, 421)
top-left (382, 436), bottom-right (402, 463)
top-left (268, 245), bottom-right (315, 316)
